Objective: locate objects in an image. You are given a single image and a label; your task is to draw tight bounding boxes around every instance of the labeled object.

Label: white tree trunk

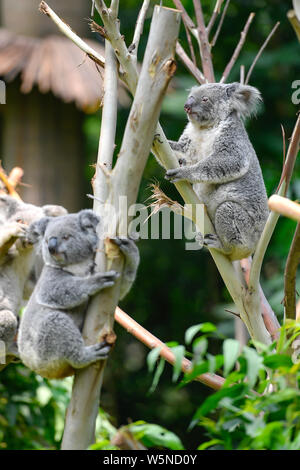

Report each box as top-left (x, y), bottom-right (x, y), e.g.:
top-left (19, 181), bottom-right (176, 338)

top-left (61, 6), bottom-right (180, 450)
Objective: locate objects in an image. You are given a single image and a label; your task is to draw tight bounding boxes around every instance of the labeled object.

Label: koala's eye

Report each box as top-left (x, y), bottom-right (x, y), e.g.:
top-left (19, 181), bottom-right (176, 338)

top-left (202, 96), bottom-right (209, 102)
top-left (62, 234), bottom-right (70, 241)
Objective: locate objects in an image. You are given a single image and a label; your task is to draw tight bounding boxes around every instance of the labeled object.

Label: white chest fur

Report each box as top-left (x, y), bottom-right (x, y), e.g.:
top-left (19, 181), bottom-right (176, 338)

top-left (185, 122), bottom-right (221, 164)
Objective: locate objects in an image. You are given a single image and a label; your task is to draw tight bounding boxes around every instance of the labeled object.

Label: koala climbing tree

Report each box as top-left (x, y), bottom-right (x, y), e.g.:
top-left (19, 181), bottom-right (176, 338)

top-left (10, 0), bottom-right (298, 451)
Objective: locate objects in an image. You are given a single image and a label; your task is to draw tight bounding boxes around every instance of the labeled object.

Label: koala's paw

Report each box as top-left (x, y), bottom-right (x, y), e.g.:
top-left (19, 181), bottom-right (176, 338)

top-left (165, 168), bottom-right (187, 183)
top-left (111, 236), bottom-right (139, 255)
top-left (97, 270), bottom-right (120, 289)
top-left (203, 233), bottom-right (222, 249)
top-left (87, 341), bottom-right (112, 361)
top-left (0, 222), bottom-right (27, 246)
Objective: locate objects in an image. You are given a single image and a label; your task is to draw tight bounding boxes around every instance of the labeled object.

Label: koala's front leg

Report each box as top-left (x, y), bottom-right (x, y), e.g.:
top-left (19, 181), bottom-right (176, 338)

top-left (111, 237), bottom-right (140, 299)
top-left (0, 222), bottom-right (27, 257)
top-left (37, 270), bottom-right (120, 310)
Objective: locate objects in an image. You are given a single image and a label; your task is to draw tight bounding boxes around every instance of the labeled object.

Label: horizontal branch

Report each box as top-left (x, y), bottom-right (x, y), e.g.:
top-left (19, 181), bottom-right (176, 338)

top-left (115, 307), bottom-right (224, 390)
top-left (268, 195), bottom-right (300, 222)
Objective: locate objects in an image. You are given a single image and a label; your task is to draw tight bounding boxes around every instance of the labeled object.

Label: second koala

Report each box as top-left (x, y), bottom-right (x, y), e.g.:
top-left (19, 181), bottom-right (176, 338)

top-left (18, 210), bottom-right (139, 379)
top-left (165, 83), bottom-right (269, 261)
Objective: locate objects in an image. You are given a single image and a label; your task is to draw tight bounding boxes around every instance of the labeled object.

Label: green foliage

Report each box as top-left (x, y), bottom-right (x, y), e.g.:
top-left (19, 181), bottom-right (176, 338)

top-left (147, 322), bottom-right (300, 450)
top-left (0, 364), bottom-right (72, 449)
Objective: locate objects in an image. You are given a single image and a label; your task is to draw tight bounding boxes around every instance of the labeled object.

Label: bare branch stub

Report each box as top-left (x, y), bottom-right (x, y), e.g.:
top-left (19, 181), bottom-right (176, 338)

top-left (220, 12), bottom-right (255, 83)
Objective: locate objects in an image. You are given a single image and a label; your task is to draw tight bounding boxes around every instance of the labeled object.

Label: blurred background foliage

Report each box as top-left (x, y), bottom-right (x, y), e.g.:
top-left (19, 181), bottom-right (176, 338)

top-left (1, 0), bottom-right (300, 450)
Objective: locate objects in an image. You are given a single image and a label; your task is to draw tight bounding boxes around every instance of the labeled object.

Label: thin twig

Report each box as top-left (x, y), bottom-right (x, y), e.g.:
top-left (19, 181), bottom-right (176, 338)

top-left (245, 21), bottom-right (280, 85)
top-left (268, 195), bottom-right (300, 222)
top-left (183, 21), bottom-right (197, 67)
top-left (176, 41), bottom-right (206, 84)
top-left (206, 0), bottom-right (224, 36)
top-left (220, 12), bottom-right (255, 83)
top-left (115, 307), bottom-right (224, 390)
top-left (193, 0), bottom-right (215, 82)
top-left (129, 0), bottom-right (150, 64)
top-left (172, 0), bottom-right (195, 31)
top-left (211, 0), bottom-right (230, 47)
top-left (284, 223), bottom-right (300, 320)
top-left (39, 1), bottom-right (105, 67)
top-left (287, 9), bottom-right (300, 42)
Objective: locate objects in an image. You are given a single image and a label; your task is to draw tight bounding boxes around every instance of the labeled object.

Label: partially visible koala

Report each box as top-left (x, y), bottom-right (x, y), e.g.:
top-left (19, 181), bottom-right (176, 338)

top-left (165, 83), bottom-right (269, 261)
top-left (18, 210), bottom-right (139, 379)
top-left (0, 195), bottom-right (67, 361)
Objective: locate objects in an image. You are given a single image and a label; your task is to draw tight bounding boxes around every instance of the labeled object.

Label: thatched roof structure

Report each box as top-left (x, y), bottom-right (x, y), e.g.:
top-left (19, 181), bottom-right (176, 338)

top-left (0, 29), bottom-right (129, 113)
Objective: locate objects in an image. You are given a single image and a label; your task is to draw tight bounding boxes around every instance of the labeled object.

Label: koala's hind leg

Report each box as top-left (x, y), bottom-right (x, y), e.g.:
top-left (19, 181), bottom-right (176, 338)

top-left (212, 202), bottom-right (256, 260)
top-left (0, 309), bottom-right (18, 357)
top-left (37, 312), bottom-right (111, 373)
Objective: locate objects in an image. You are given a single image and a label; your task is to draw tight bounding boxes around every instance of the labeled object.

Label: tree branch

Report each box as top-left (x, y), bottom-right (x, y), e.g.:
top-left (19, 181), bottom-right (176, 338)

top-left (220, 12), bottom-right (255, 83)
top-left (129, 0), bottom-right (150, 65)
top-left (284, 223), bottom-right (300, 320)
top-left (61, 4), bottom-right (181, 450)
top-left (39, 1), bottom-right (105, 67)
top-left (115, 307), bottom-right (224, 390)
top-left (206, 0), bottom-right (224, 36)
top-left (176, 41), bottom-right (206, 84)
top-left (193, 0), bottom-right (215, 82)
top-left (268, 195), bottom-right (300, 222)
top-left (245, 22), bottom-right (280, 85)
top-left (211, 0), bottom-right (230, 48)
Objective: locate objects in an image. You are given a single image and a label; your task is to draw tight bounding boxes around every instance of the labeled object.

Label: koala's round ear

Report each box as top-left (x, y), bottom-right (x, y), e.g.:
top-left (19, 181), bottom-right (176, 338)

top-left (226, 83), bottom-right (262, 118)
top-left (42, 205), bottom-right (68, 217)
top-left (78, 210), bottom-right (100, 231)
top-left (27, 217), bottom-right (51, 244)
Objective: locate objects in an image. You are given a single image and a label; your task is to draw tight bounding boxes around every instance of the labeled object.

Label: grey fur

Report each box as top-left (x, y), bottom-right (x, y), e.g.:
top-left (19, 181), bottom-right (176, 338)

top-left (165, 83), bottom-right (269, 260)
top-left (18, 210), bottom-right (139, 379)
top-left (0, 195), bottom-right (67, 360)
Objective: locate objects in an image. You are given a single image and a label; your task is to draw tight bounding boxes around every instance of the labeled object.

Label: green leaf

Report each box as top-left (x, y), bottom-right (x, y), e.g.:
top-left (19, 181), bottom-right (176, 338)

top-left (198, 439), bottom-right (223, 450)
top-left (243, 346), bottom-right (263, 388)
top-left (129, 422), bottom-right (184, 450)
top-left (147, 347), bottom-right (162, 373)
top-left (192, 383), bottom-right (247, 421)
top-left (223, 339), bottom-right (240, 376)
top-left (149, 357), bottom-right (165, 394)
top-left (185, 323), bottom-right (216, 345)
top-left (171, 345), bottom-right (185, 382)
top-left (263, 354), bottom-right (293, 369)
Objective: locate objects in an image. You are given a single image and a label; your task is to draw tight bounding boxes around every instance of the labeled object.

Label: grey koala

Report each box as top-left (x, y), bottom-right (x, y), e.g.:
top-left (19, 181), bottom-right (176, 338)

top-left (18, 210), bottom-right (139, 379)
top-left (0, 195), bottom-right (67, 362)
top-left (165, 83), bottom-right (269, 261)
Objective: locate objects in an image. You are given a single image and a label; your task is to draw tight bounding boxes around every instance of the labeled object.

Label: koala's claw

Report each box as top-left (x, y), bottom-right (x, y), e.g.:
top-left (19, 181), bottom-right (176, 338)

top-left (90, 341), bottom-right (112, 360)
top-left (203, 234), bottom-right (222, 249)
top-left (111, 236), bottom-right (139, 254)
top-left (165, 168), bottom-right (185, 183)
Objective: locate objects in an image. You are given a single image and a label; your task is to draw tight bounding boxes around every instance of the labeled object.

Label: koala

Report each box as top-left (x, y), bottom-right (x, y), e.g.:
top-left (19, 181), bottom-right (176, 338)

top-left (0, 195), bottom-right (67, 362)
top-left (18, 210), bottom-right (140, 379)
top-left (165, 83), bottom-right (269, 261)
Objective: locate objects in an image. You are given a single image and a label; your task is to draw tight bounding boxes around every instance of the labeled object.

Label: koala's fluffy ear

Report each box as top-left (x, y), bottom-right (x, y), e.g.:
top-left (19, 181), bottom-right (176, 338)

top-left (27, 217), bottom-right (51, 244)
top-left (226, 83), bottom-right (262, 118)
top-left (42, 205), bottom-right (68, 217)
top-left (78, 210), bottom-right (100, 231)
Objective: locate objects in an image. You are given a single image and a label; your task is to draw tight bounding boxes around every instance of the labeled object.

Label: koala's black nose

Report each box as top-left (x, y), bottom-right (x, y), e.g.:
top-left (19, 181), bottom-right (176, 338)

top-left (48, 237), bottom-right (58, 254)
top-left (184, 96), bottom-right (195, 114)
